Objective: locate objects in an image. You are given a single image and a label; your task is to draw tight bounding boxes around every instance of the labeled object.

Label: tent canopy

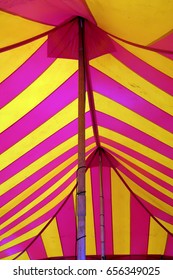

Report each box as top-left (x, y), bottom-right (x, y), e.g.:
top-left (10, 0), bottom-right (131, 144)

top-left (0, 0), bottom-right (173, 260)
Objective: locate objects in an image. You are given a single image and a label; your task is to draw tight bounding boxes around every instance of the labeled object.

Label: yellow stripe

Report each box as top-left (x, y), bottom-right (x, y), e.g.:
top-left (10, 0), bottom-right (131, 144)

top-left (1, 253), bottom-right (20, 260)
top-left (1, 99), bottom-right (90, 169)
top-left (1, 133), bottom-right (94, 195)
top-left (1, 166), bottom-right (76, 227)
top-left (99, 127), bottom-right (172, 174)
top-left (102, 142), bottom-right (173, 186)
top-left (0, 221), bottom-right (47, 252)
top-left (0, 11), bottom-right (53, 48)
top-left (119, 171), bottom-right (173, 216)
top-left (1, 101), bottom-right (82, 170)
top-left (111, 168), bottom-right (130, 254)
top-left (41, 218), bottom-right (63, 258)
top-left (148, 218), bottom-right (167, 254)
top-left (94, 92), bottom-right (173, 147)
top-left (1, 181), bottom-right (75, 242)
top-left (115, 158), bottom-right (173, 200)
top-left (112, 38), bottom-right (173, 78)
top-left (17, 252), bottom-right (30, 260)
top-left (86, 169), bottom-right (96, 255)
top-left (86, 0), bottom-right (173, 45)
top-left (1, 58), bottom-right (78, 132)
top-left (1, 154), bottom-right (77, 216)
top-left (0, 37), bottom-right (47, 82)
top-left (157, 218), bottom-right (173, 234)
top-left (90, 54), bottom-right (173, 115)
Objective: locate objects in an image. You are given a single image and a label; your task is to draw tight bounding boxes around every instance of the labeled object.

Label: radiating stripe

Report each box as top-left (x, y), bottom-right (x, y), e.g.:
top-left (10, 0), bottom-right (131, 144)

top-left (94, 92), bottom-right (173, 147)
top-left (1, 73), bottom-right (78, 152)
top-left (1, 253), bottom-right (21, 260)
top-left (1, 39), bottom-right (55, 107)
top-left (111, 168), bottom-right (130, 254)
top-left (90, 67), bottom-right (173, 133)
top-left (117, 159), bottom-right (173, 201)
top-left (164, 235), bottom-right (173, 256)
top-left (118, 171), bottom-right (173, 216)
top-left (1, 171), bottom-right (76, 234)
top-left (91, 166), bottom-right (101, 255)
top-left (27, 236), bottom-right (47, 260)
top-left (102, 165), bottom-right (114, 256)
top-left (0, 222), bottom-right (47, 252)
top-left (1, 144), bottom-right (95, 218)
top-left (0, 11), bottom-right (53, 48)
top-left (150, 32), bottom-right (173, 60)
top-left (0, 239), bottom-right (33, 259)
top-left (139, 199), bottom-right (173, 225)
top-left (1, 38), bottom-right (54, 107)
top-left (1, 129), bottom-right (94, 197)
top-left (1, 115), bottom-right (92, 186)
top-left (130, 195), bottom-right (150, 254)
top-left (17, 251), bottom-right (30, 260)
top-left (157, 218), bottom-right (173, 234)
top-left (86, 169), bottom-right (96, 256)
top-left (99, 127), bottom-right (173, 174)
top-left (148, 218), bottom-right (168, 254)
top-left (103, 144), bottom-right (173, 190)
top-left (1, 99), bottom-right (79, 168)
top-left (90, 55), bottom-right (173, 115)
top-left (100, 136), bottom-right (172, 179)
top-left (57, 195), bottom-right (76, 257)
top-left (114, 39), bottom-right (173, 78)
top-left (1, 58), bottom-right (78, 132)
top-left (111, 40), bottom-right (173, 95)
top-left (1, 154), bottom-right (77, 209)
top-left (1, 180), bottom-right (75, 242)
top-left (0, 37), bottom-right (47, 83)
top-left (1, 161), bottom-right (77, 222)
top-left (97, 112), bottom-right (172, 160)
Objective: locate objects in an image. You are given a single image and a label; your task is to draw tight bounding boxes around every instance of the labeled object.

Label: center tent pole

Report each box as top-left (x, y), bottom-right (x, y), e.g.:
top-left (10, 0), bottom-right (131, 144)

top-left (77, 17), bottom-right (86, 260)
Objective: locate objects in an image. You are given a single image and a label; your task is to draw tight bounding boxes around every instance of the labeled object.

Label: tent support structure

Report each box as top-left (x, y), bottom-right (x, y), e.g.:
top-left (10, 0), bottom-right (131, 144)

top-left (99, 149), bottom-right (106, 259)
top-left (77, 17), bottom-right (86, 260)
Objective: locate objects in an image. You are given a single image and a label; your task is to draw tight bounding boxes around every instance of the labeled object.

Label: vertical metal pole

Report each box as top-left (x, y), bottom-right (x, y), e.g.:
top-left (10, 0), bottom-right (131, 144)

top-left (77, 17), bottom-right (86, 260)
top-left (99, 149), bottom-right (106, 259)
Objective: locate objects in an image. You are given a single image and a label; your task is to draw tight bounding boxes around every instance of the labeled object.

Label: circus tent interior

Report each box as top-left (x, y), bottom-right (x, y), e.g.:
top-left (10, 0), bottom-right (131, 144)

top-left (0, 0), bottom-right (173, 260)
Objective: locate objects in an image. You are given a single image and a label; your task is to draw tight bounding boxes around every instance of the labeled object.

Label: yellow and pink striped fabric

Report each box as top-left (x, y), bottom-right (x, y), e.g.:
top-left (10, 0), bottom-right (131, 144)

top-left (0, 0), bottom-right (173, 260)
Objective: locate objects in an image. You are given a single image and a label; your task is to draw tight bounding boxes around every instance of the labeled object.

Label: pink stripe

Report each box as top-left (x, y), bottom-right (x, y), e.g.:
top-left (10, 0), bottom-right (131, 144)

top-left (0, 41), bottom-right (55, 108)
top-left (1, 173), bottom-right (76, 237)
top-left (1, 72), bottom-right (78, 152)
top-left (1, 161), bottom-right (77, 223)
top-left (97, 112), bottom-right (173, 160)
top-left (1, 113), bottom-right (92, 183)
top-left (91, 164), bottom-right (101, 256)
top-left (139, 199), bottom-right (173, 225)
top-left (90, 67), bottom-right (173, 133)
top-left (112, 41), bottom-right (173, 96)
top-left (100, 135), bottom-right (173, 179)
top-left (57, 195), bottom-right (76, 257)
top-left (0, 238), bottom-right (33, 259)
top-left (130, 195), bottom-right (150, 254)
top-left (0, 1), bottom-right (95, 26)
top-left (27, 236), bottom-right (47, 260)
top-left (117, 161), bottom-right (173, 206)
top-left (1, 139), bottom-right (95, 210)
top-left (1, 146), bottom-right (78, 206)
top-left (151, 32), bottom-right (173, 60)
top-left (102, 165), bottom-right (114, 256)
top-left (164, 235), bottom-right (173, 256)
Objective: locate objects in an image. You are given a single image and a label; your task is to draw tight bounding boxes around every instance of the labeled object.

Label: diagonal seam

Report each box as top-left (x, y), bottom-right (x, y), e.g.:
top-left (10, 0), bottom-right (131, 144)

top-left (86, 61), bottom-right (100, 147)
top-left (102, 148), bottom-right (173, 238)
